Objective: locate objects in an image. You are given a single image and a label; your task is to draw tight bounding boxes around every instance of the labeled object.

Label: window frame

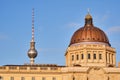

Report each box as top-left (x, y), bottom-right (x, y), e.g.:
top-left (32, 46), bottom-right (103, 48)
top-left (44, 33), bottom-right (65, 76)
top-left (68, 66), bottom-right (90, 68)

top-left (21, 77), bottom-right (25, 80)
top-left (73, 77), bottom-right (75, 80)
top-left (76, 54), bottom-right (79, 60)
top-left (99, 54), bottom-right (102, 59)
top-left (52, 77), bottom-right (56, 80)
top-left (93, 54), bottom-right (96, 59)
top-left (72, 55), bottom-right (74, 61)
top-left (81, 54), bottom-right (84, 59)
top-left (88, 53), bottom-right (90, 59)
top-left (42, 77), bottom-right (46, 80)
top-left (10, 77), bottom-right (14, 80)
top-left (32, 77), bottom-right (35, 80)
top-left (0, 76), bottom-right (3, 80)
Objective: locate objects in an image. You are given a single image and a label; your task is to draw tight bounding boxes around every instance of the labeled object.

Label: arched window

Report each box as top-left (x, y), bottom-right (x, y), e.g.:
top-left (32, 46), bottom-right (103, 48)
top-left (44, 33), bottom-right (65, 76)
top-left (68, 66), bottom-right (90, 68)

top-left (52, 77), bottom-right (56, 80)
top-left (32, 77), bottom-right (35, 80)
top-left (0, 76), bottom-right (3, 80)
top-left (72, 55), bottom-right (74, 61)
top-left (81, 54), bottom-right (84, 59)
top-left (10, 77), bottom-right (14, 80)
top-left (99, 54), bottom-right (102, 59)
top-left (73, 77), bottom-right (75, 80)
top-left (108, 76), bottom-right (109, 80)
top-left (87, 77), bottom-right (89, 80)
top-left (88, 53), bottom-right (90, 59)
top-left (93, 54), bottom-right (96, 59)
top-left (42, 77), bottom-right (46, 80)
top-left (76, 54), bottom-right (79, 60)
top-left (21, 77), bottom-right (25, 80)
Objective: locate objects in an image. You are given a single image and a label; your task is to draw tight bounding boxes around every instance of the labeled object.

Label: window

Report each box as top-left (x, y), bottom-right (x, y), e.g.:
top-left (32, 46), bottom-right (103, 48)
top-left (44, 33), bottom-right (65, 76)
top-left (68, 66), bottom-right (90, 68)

top-left (76, 54), bottom-right (79, 60)
top-left (108, 76), bottom-right (109, 80)
top-left (52, 77), bottom-right (56, 80)
top-left (93, 54), bottom-right (96, 59)
top-left (81, 54), bottom-right (84, 59)
top-left (42, 77), bottom-right (45, 80)
top-left (21, 77), bottom-right (25, 80)
top-left (32, 77), bottom-right (35, 80)
top-left (99, 54), bottom-right (102, 59)
top-left (10, 77), bottom-right (14, 80)
top-left (88, 54), bottom-right (90, 59)
top-left (0, 76), bottom-right (3, 80)
top-left (40, 67), bottom-right (48, 70)
top-left (73, 77), bottom-right (75, 80)
top-left (72, 55), bottom-right (74, 61)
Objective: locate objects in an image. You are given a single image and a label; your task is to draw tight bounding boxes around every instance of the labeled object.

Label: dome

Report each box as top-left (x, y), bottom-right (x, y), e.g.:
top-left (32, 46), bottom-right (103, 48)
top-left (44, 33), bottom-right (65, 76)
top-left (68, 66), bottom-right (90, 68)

top-left (69, 13), bottom-right (110, 46)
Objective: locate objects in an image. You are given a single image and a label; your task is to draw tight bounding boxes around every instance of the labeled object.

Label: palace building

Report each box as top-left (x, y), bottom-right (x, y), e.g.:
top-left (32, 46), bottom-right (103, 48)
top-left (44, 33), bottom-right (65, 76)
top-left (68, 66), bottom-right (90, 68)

top-left (0, 9), bottom-right (120, 80)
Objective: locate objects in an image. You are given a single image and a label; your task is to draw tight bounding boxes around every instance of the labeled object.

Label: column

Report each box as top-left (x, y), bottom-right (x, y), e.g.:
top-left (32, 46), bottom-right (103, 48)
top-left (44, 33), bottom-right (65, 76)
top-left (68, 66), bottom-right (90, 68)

top-left (92, 51), bottom-right (94, 62)
top-left (113, 53), bottom-right (116, 66)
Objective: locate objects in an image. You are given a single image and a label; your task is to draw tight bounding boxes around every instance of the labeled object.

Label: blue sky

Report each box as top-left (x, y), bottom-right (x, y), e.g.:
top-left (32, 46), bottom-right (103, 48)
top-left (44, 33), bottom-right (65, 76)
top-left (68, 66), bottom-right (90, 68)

top-left (0, 0), bottom-right (120, 66)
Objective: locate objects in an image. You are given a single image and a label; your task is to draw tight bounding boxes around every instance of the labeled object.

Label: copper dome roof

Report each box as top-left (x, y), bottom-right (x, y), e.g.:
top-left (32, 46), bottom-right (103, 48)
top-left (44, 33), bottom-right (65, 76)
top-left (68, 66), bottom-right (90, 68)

top-left (69, 13), bottom-right (110, 46)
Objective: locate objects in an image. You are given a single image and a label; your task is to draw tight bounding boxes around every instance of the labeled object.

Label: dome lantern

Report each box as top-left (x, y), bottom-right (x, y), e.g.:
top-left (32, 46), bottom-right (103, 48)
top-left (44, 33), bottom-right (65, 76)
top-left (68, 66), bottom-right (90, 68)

top-left (85, 13), bottom-right (93, 26)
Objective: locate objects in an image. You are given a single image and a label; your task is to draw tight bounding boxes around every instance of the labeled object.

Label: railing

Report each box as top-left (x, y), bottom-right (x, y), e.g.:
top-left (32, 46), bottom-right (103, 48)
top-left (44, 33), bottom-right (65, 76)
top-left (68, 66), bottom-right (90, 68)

top-left (0, 66), bottom-right (59, 71)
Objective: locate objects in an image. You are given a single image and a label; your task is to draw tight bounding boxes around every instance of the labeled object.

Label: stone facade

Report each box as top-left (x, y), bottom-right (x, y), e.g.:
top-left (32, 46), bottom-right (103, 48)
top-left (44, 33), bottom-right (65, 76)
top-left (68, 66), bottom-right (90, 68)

top-left (0, 65), bottom-right (120, 80)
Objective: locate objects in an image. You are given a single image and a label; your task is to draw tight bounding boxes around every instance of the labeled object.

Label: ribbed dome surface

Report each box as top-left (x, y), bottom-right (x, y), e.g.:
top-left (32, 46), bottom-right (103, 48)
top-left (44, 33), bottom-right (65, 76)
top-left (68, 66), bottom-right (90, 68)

top-left (69, 13), bottom-right (110, 46)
